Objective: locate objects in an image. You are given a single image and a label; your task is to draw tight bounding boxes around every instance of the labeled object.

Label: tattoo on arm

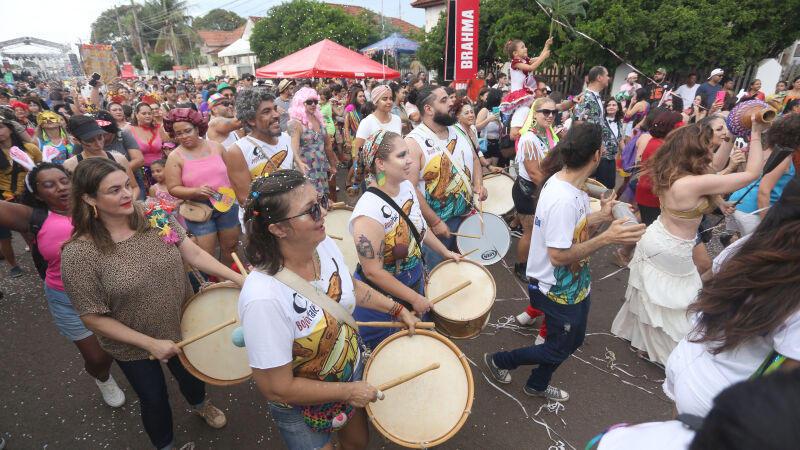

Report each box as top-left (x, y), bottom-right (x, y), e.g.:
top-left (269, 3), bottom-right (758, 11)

top-left (287, 121), bottom-right (300, 137)
top-left (356, 235), bottom-right (376, 259)
top-left (362, 290), bottom-right (372, 304)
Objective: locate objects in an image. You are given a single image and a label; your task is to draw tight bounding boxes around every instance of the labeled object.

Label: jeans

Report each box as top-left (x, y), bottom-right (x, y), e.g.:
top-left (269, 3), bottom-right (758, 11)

top-left (116, 356), bottom-right (206, 449)
top-left (492, 286), bottom-right (591, 391)
top-left (421, 215), bottom-right (463, 272)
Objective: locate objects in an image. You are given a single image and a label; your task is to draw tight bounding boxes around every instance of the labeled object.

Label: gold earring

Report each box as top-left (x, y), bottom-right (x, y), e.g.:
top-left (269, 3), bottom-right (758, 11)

top-left (92, 205), bottom-right (98, 218)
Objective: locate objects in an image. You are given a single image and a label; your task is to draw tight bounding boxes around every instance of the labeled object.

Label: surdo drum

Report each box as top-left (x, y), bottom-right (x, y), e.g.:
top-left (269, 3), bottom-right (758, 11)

top-left (481, 173), bottom-right (515, 216)
top-left (455, 212), bottom-right (511, 265)
top-left (324, 205), bottom-right (359, 272)
top-left (426, 259), bottom-right (497, 339)
top-left (364, 330), bottom-right (474, 448)
top-left (178, 282), bottom-right (252, 385)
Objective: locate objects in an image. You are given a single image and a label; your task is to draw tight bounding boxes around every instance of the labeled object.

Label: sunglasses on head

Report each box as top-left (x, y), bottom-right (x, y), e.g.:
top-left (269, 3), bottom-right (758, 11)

top-left (305, 99), bottom-right (319, 105)
top-left (536, 109), bottom-right (557, 116)
top-left (275, 196), bottom-right (329, 223)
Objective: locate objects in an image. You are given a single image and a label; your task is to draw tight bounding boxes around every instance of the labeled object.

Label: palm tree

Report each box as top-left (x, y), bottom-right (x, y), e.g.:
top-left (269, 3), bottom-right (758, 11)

top-left (138, 0), bottom-right (192, 65)
top-left (537, 0), bottom-right (589, 39)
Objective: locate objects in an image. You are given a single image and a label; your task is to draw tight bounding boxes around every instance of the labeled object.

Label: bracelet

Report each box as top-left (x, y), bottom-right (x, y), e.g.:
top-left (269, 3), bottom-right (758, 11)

top-left (432, 217), bottom-right (443, 227)
top-left (389, 302), bottom-right (404, 318)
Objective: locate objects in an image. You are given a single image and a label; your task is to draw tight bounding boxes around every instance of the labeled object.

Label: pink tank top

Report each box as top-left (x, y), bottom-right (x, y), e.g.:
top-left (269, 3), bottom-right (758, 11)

top-left (131, 125), bottom-right (163, 166)
top-left (37, 212), bottom-right (73, 291)
top-left (176, 146), bottom-right (233, 190)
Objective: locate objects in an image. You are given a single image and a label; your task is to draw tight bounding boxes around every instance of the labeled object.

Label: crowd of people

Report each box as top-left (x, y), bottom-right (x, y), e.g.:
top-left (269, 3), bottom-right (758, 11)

top-left (1, 45), bottom-right (799, 450)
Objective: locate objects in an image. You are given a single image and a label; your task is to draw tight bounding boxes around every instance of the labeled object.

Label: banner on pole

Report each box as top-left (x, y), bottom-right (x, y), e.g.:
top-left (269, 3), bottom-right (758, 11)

top-left (77, 44), bottom-right (121, 81)
top-left (444, 0), bottom-right (480, 81)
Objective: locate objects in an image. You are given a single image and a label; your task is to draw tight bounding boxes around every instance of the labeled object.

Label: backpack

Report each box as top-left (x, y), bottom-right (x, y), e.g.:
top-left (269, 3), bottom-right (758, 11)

top-left (28, 207), bottom-right (50, 280)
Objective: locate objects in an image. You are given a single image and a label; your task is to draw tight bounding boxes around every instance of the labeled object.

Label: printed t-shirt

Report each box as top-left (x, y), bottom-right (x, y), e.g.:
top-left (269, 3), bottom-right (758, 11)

top-left (349, 181), bottom-right (427, 272)
top-left (527, 174), bottom-right (591, 305)
top-left (37, 211), bottom-right (73, 291)
top-left (238, 238), bottom-right (361, 387)
top-left (1, 143), bottom-right (42, 199)
top-left (234, 133), bottom-right (294, 180)
top-left (408, 125), bottom-right (475, 222)
top-left (355, 113), bottom-right (402, 141)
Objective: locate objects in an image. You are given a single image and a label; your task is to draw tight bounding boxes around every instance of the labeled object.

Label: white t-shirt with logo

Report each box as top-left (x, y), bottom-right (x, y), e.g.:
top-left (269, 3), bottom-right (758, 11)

top-left (527, 174), bottom-right (592, 305)
top-left (234, 133), bottom-right (294, 179)
top-left (355, 113), bottom-right (402, 141)
top-left (239, 238), bottom-right (361, 382)
top-left (349, 181), bottom-right (427, 272)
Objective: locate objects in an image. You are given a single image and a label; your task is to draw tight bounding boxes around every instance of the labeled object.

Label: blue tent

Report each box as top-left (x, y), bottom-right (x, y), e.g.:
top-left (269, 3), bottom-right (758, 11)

top-left (361, 33), bottom-right (419, 58)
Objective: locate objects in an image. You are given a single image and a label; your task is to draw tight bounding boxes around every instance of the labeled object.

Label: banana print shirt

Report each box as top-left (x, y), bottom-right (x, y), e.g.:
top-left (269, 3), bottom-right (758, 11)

top-left (234, 133), bottom-right (294, 180)
top-left (239, 238), bottom-right (360, 386)
top-left (349, 180), bottom-right (427, 272)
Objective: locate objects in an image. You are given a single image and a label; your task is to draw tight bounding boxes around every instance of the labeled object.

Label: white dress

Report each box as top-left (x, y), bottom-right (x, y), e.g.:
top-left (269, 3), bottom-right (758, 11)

top-left (611, 216), bottom-right (700, 365)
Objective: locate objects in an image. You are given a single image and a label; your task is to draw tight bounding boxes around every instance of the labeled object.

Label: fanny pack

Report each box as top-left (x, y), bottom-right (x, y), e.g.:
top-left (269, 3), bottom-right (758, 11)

top-left (180, 200), bottom-right (213, 222)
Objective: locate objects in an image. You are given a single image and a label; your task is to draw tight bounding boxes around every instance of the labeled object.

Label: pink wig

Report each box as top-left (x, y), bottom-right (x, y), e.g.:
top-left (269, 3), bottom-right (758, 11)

top-left (289, 87), bottom-right (324, 129)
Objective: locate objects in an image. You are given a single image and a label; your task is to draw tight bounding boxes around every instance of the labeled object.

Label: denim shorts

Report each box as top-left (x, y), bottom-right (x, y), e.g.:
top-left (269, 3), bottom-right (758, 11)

top-left (268, 358), bottom-right (365, 450)
top-left (0, 225), bottom-right (11, 239)
top-left (44, 284), bottom-right (93, 341)
top-left (184, 202), bottom-right (240, 236)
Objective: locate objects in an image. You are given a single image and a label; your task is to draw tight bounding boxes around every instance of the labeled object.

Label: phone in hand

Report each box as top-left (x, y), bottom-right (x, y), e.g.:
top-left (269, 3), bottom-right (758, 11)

top-left (714, 90), bottom-right (726, 105)
top-left (492, 107), bottom-right (500, 115)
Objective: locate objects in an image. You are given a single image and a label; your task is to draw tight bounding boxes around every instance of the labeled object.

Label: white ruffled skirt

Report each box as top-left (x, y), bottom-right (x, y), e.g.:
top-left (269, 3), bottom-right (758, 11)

top-left (611, 217), bottom-right (701, 365)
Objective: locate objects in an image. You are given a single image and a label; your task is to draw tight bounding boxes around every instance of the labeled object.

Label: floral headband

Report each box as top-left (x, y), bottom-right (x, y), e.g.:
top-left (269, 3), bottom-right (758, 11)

top-left (361, 129), bottom-right (388, 183)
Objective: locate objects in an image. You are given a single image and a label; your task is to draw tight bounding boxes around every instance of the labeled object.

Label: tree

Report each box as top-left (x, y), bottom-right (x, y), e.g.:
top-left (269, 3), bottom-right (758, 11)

top-left (148, 53), bottom-right (174, 72)
top-left (90, 5), bottom-right (137, 62)
top-left (193, 8), bottom-right (245, 31)
top-left (419, 0), bottom-right (800, 79)
top-left (249, 0), bottom-right (380, 64)
top-left (138, 0), bottom-right (193, 66)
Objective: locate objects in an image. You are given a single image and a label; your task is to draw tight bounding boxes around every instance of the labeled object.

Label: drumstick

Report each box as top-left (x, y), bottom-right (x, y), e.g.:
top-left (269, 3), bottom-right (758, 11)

top-left (377, 362), bottom-right (440, 391)
top-left (327, 234), bottom-right (343, 240)
top-left (479, 200), bottom-right (484, 234)
top-left (430, 280), bottom-right (472, 305)
top-left (149, 317), bottom-right (237, 360)
top-left (356, 321), bottom-right (436, 328)
top-left (450, 232), bottom-right (480, 239)
top-left (331, 201), bottom-right (345, 208)
top-left (460, 248), bottom-right (478, 258)
top-left (231, 253), bottom-right (248, 275)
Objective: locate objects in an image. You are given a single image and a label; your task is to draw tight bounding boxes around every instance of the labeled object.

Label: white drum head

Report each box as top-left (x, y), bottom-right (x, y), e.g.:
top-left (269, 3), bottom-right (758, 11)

top-left (180, 283), bottom-right (251, 384)
top-left (324, 207), bottom-right (358, 274)
top-left (365, 331), bottom-right (472, 447)
top-left (456, 213), bottom-right (510, 265)
top-left (427, 259), bottom-right (495, 321)
top-left (590, 198), bottom-right (601, 214)
top-left (482, 173), bottom-right (515, 216)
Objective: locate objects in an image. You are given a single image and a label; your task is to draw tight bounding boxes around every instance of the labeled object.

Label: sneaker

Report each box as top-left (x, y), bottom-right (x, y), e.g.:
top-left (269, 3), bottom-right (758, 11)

top-left (192, 400), bottom-right (227, 428)
top-left (0, 436), bottom-right (6, 450)
top-left (515, 311), bottom-right (536, 327)
top-left (96, 375), bottom-right (126, 407)
top-left (483, 353), bottom-right (511, 384)
top-left (535, 334), bottom-right (545, 345)
top-left (9, 266), bottom-right (22, 278)
top-left (514, 263), bottom-right (528, 284)
top-left (177, 443), bottom-right (195, 450)
top-left (509, 225), bottom-right (523, 238)
top-left (523, 384), bottom-right (569, 401)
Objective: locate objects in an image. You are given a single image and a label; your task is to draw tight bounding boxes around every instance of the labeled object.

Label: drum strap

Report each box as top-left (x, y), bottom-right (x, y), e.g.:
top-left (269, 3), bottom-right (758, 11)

top-left (365, 187), bottom-right (426, 268)
top-left (273, 267), bottom-right (359, 333)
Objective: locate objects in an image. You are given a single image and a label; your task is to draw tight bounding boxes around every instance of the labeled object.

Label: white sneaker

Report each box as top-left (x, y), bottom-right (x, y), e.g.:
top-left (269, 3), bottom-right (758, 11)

top-left (515, 311), bottom-right (536, 326)
top-left (535, 334), bottom-right (545, 345)
top-left (96, 375), bottom-right (125, 407)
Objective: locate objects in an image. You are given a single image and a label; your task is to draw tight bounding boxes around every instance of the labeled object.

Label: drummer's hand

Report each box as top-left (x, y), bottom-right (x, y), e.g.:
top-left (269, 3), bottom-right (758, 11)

top-left (489, 165), bottom-right (504, 174)
top-left (474, 185), bottom-right (488, 201)
top-left (345, 381), bottom-right (379, 407)
top-left (599, 189), bottom-right (618, 221)
top-left (411, 294), bottom-right (432, 315)
top-left (432, 219), bottom-right (450, 239)
top-left (446, 251), bottom-right (461, 262)
top-left (398, 308), bottom-right (420, 335)
top-left (148, 338), bottom-right (181, 363)
top-left (231, 273), bottom-right (246, 287)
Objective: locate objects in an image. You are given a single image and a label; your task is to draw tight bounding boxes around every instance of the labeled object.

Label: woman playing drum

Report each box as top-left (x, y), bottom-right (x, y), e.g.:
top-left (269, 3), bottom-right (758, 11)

top-left (238, 170), bottom-right (419, 450)
top-left (350, 131), bottom-right (460, 348)
top-left (60, 158), bottom-right (244, 450)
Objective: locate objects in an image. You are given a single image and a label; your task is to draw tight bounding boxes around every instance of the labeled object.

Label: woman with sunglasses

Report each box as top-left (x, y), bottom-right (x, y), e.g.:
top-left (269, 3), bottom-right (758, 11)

top-left (63, 115), bottom-right (140, 200)
top-left (163, 108), bottom-right (240, 273)
top-left (351, 131), bottom-right (460, 348)
top-left (512, 97), bottom-right (560, 329)
top-left (239, 169), bottom-right (418, 450)
top-left (61, 157), bottom-right (244, 450)
top-left (0, 162), bottom-right (125, 408)
top-left (288, 87), bottom-right (339, 198)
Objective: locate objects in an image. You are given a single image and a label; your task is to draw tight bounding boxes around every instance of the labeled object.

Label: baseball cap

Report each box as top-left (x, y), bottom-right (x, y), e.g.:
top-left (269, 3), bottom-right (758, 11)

top-left (655, 67), bottom-right (667, 74)
top-left (207, 93), bottom-right (227, 108)
top-left (71, 119), bottom-right (107, 141)
top-left (217, 82), bottom-right (236, 94)
top-left (708, 68), bottom-right (724, 79)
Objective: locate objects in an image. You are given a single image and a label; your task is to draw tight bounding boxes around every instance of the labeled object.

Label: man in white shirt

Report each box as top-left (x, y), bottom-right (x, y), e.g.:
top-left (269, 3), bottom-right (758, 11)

top-left (483, 123), bottom-right (645, 401)
top-left (493, 73), bottom-right (510, 94)
top-left (674, 73), bottom-right (699, 110)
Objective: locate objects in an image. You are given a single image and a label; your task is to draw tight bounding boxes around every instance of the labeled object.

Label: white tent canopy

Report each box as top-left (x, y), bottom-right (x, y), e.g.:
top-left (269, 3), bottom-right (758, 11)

top-left (218, 38), bottom-right (253, 57)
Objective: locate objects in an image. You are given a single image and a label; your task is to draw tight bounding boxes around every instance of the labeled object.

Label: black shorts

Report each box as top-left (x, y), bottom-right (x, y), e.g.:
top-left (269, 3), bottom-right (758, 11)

top-left (512, 177), bottom-right (538, 215)
top-left (483, 139), bottom-right (501, 159)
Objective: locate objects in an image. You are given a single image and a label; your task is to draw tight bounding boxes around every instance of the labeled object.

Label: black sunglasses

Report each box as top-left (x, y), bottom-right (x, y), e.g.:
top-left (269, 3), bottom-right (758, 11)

top-left (218, 101), bottom-right (232, 107)
top-left (305, 99), bottom-right (319, 105)
top-left (274, 196), bottom-right (329, 223)
top-left (536, 109), bottom-right (557, 116)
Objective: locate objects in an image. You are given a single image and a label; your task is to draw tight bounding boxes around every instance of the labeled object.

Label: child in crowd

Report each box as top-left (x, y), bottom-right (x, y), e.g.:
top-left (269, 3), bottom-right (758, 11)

top-left (499, 37), bottom-right (553, 114)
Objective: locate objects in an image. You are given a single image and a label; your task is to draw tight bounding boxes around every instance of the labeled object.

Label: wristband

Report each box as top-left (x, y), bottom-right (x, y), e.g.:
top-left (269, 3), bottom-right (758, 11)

top-left (389, 302), bottom-right (404, 318)
top-left (432, 217), bottom-right (443, 227)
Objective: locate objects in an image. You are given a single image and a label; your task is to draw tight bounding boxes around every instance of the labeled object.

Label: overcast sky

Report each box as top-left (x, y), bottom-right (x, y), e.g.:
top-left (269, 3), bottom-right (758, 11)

top-left (0, 0), bottom-right (425, 54)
